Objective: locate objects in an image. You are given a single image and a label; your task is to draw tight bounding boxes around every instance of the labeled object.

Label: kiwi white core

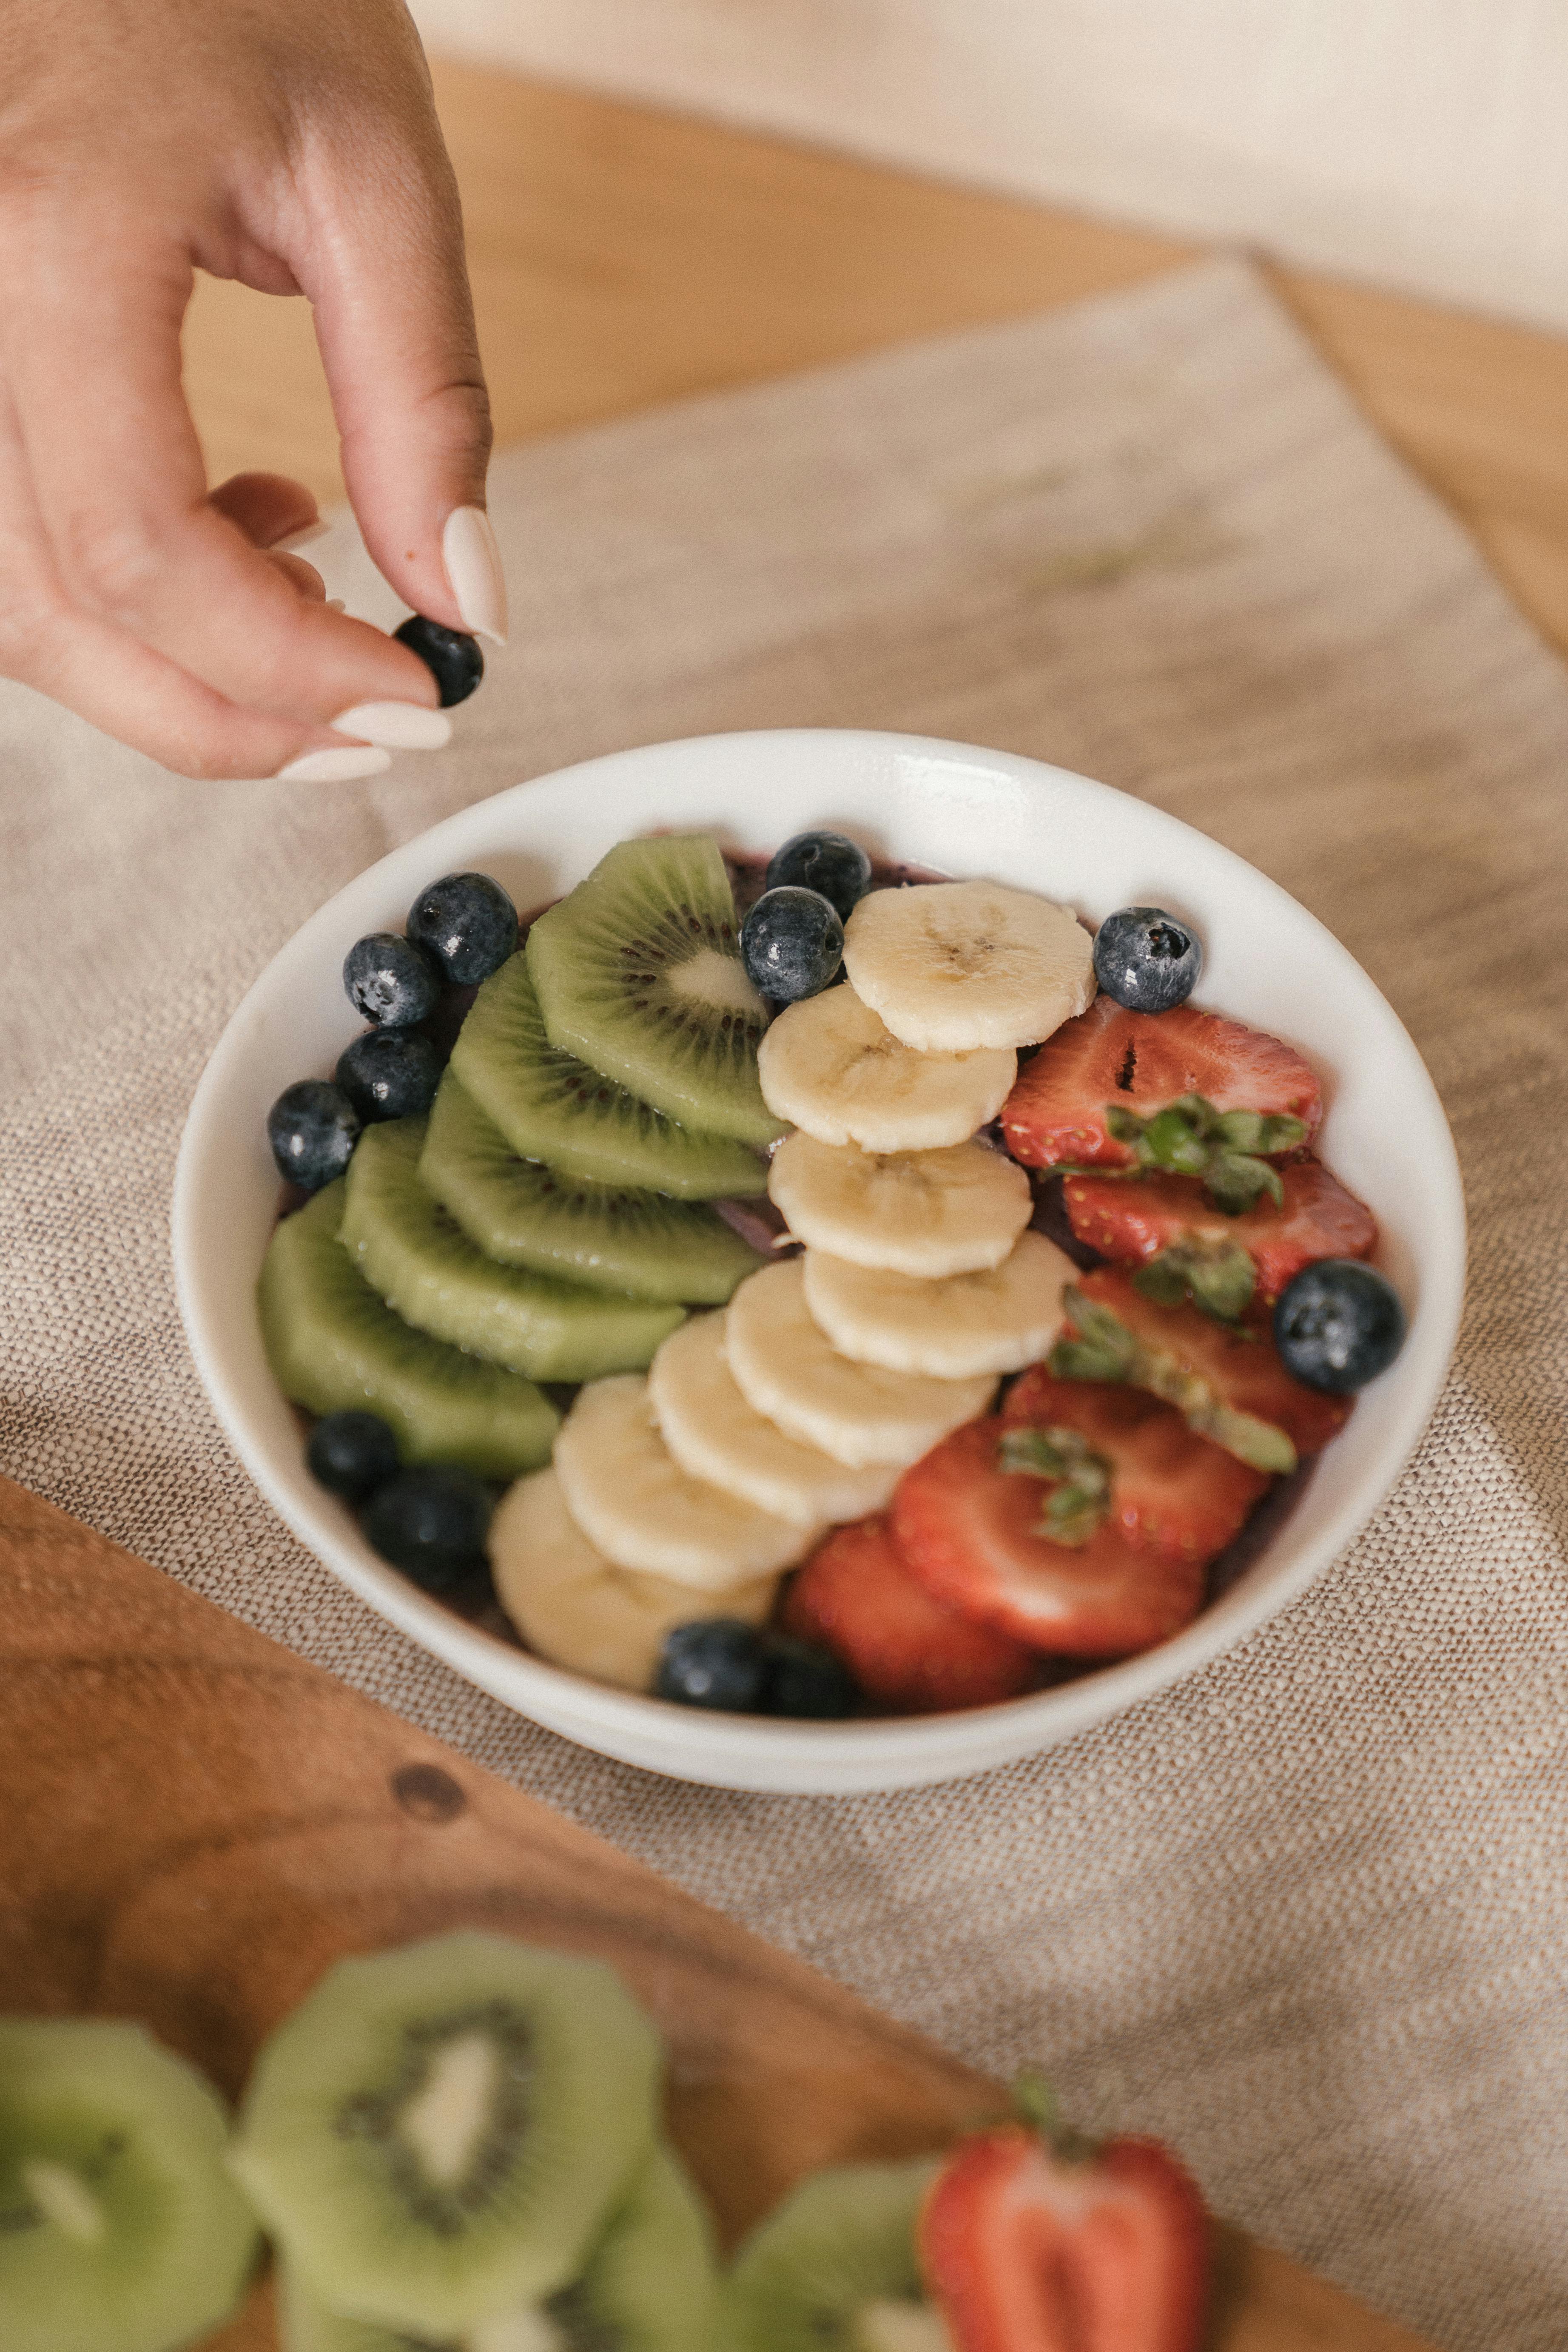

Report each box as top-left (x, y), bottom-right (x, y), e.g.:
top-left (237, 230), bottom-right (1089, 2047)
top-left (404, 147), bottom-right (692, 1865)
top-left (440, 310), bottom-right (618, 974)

top-left (21, 2160), bottom-right (105, 2244)
top-left (667, 945), bottom-right (765, 1017)
top-left (398, 2031), bottom-right (500, 2185)
top-left (854, 2301), bottom-right (955, 2352)
top-left (471, 2306), bottom-right (567, 2352)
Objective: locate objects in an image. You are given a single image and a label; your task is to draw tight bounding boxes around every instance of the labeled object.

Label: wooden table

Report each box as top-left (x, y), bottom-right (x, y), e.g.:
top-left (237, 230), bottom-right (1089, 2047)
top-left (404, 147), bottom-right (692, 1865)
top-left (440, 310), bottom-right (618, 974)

top-left (183, 60), bottom-right (1568, 658)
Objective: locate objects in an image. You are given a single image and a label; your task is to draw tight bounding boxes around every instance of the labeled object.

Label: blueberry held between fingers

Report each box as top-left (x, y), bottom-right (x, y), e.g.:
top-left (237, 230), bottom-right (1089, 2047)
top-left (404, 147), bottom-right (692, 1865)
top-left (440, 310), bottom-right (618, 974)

top-left (393, 615), bottom-right (485, 708)
top-left (361, 1465), bottom-right (494, 1592)
top-left (267, 1080), bottom-right (361, 1189)
top-left (765, 829), bottom-right (873, 922)
top-left (655, 1619), bottom-right (770, 1711)
top-left (765, 1634), bottom-right (858, 1719)
top-left (307, 1410), bottom-right (400, 1503)
top-left (407, 872), bottom-right (519, 985)
top-left (742, 886), bottom-right (844, 1002)
top-left (1274, 1259), bottom-right (1406, 1393)
top-left (336, 1030), bottom-right (443, 1122)
top-left (1093, 906), bottom-right (1204, 1013)
top-left (342, 932), bottom-right (441, 1028)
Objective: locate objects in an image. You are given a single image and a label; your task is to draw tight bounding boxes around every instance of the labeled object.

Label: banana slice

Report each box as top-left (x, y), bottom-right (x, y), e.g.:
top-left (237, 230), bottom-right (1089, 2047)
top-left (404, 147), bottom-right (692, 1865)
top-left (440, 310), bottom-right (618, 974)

top-left (649, 1311), bottom-right (901, 1525)
top-left (802, 1231), bottom-right (1074, 1378)
top-left (553, 1374), bottom-right (814, 1585)
top-left (725, 1260), bottom-right (996, 1469)
top-left (768, 1131), bottom-right (1032, 1276)
top-left (757, 985), bottom-right (1016, 1152)
top-left (491, 1467), bottom-right (777, 1691)
top-left (842, 879), bottom-right (1096, 1051)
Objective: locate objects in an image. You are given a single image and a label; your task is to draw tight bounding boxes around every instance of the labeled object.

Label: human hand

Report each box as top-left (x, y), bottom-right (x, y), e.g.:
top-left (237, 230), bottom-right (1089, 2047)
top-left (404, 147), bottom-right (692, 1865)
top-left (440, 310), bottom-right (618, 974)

top-left (0, 0), bottom-right (505, 781)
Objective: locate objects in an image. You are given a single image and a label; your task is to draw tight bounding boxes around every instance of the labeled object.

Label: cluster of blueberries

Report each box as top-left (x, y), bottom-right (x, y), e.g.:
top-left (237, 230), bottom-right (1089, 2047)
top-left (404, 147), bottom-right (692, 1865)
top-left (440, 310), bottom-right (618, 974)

top-left (738, 829), bottom-right (874, 1004)
top-left (307, 1409), bottom-right (495, 1592)
top-left (654, 1618), bottom-right (857, 1718)
top-left (266, 870), bottom-right (519, 1194)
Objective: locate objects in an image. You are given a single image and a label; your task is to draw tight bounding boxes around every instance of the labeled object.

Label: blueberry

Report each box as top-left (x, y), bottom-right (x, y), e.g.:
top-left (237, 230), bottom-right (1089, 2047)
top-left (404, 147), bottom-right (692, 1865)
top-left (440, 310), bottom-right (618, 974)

top-left (267, 1079), bottom-right (361, 1190)
top-left (306, 1410), bottom-right (400, 1503)
top-left (765, 1635), bottom-right (858, 1719)
top-left (361, 1465), bottom-right (493, 1593)
top-left (1093, 906), bottom-right (1204, 1013)
top-left (741, 886), bottom-right (844, 1003)
top-left (336, 1030), bottom-right (443, 1122)
top-left (765, 830), bottom-right (872, 923)
top-left (407, 872), bottom-right (519, 986)
top-left (342, 932), bottom-right (442, 1028)
top-left (655, 1619), bottom-right (770, 1711)
top-left (393, 616), bottom-right (484, 708)
top-left (1273, 1260), bottom-right (1406, 1394)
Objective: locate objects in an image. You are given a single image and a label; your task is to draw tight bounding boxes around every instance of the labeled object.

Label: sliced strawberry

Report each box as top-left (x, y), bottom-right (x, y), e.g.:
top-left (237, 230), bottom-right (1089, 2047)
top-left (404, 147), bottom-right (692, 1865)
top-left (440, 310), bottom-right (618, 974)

top-left (891, 1419), bottom-right (1205, 1658)
top-left (1052, 1269), bottom-right (1351, 1472)
top-left (783, 1516), bottom-right (1040, 1713)
top-left (919, 2121), bottom-right (1210, 2352)
top-left (1064, 1156), bottom-right (1377, 1309)
top-left (1002, 999), bottom-right (1322, 1173)
top-left (1000, 1370), bottom-right (1267, 1564)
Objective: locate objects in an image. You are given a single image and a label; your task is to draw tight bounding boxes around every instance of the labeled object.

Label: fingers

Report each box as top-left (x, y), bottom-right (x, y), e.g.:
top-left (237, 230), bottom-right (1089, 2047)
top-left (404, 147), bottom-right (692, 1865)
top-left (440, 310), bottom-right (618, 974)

top-left (209, 470), bottom-right (321, 550)
top-left (299, 105), bottom-right (504, 643)
top-left (1, 220), bottom-right (443, 725)
top-left (0, 390), bottom-right (380, 779)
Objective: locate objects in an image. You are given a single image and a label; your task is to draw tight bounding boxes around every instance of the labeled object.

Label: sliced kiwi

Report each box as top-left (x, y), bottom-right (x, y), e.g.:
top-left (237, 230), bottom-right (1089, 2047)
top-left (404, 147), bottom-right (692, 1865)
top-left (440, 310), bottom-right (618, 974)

top-left (420, 1075), bottom-right (764, 1307)
top-left (452, 952), bottom-right (767, 1201)
top-left (526, 836), bottom-right (782, 1149)
top-left (341, 1119), bottom-right (685, 1384)
top-left (724, 2159), bottom-right (942, 2352)
top-left (259, 1183), bottom-right (559, 1481)
top-left (278, 2145), bottom-right (722, 2352)
top-left (0, 2016), bottom-right (260, 2352)
top-left (231, 1934), bottom-right (662, 2339)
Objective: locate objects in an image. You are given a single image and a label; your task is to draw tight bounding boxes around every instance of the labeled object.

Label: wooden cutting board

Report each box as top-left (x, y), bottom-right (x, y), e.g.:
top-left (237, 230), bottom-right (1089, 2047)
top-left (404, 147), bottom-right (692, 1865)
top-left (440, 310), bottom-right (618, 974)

top-left (0, 1475), bottom-right (1434, 2350)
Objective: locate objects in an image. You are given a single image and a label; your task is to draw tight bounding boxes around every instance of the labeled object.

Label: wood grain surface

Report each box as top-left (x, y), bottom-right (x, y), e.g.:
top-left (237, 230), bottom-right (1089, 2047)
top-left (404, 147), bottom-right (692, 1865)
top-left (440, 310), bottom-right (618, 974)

top-left (181, 62), bottom-right (1568, 659)
top-left (0, 1474), bottom-right (1434, 2351)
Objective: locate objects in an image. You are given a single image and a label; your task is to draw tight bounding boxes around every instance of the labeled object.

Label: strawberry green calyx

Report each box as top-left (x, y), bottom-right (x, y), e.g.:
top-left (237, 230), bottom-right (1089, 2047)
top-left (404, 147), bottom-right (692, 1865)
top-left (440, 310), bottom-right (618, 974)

top-left (1104, 1092), bottom-right (1306, 1212)
top-left (1009, 2071), bottom-right (1099, 2164)
top-left (996, 1425), bottom-right (1112, 1547)
top-left (1133, 1237), bottom-right (1256, 1323)
top-left (1048, 1286), bottom-right (1298, 1475)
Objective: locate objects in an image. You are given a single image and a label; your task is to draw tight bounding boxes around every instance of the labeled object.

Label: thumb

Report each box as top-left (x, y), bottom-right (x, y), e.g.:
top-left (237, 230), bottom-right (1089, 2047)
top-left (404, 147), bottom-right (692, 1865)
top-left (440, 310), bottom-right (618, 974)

top-left (298, 119), bottom-right (506, 643)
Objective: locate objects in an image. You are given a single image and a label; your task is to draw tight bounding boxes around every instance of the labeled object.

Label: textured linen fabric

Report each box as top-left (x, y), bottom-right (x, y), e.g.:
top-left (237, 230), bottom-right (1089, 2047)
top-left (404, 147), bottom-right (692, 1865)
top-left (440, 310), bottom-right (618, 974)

top-left (3, 258), bottom-right (1566, 2346)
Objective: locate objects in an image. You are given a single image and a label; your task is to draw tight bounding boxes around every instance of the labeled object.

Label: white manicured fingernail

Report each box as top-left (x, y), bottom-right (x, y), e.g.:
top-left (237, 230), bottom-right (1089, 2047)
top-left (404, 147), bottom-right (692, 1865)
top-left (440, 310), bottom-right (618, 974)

top-left (330, 701), bottom-right (452, 750)
top-left (276, 746), bottom-right (393, 783)
top-left (276, 520), bottom-right (330, 552)
top-left (325, 597), bottom-right (347, 612)
top-left (442, 505), bottom-right (509, 644)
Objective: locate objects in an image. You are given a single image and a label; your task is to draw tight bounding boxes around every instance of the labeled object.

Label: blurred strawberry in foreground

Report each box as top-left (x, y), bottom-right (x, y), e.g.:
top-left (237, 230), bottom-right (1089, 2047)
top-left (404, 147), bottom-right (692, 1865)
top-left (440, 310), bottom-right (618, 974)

top-left (919, 2080), bottom-right (1211, 2352)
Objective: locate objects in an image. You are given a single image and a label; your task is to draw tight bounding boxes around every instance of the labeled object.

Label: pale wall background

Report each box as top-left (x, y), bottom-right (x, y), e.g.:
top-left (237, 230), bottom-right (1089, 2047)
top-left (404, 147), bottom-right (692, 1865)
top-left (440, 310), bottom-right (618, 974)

top-left (409, 0), bottom-right (1568, 333)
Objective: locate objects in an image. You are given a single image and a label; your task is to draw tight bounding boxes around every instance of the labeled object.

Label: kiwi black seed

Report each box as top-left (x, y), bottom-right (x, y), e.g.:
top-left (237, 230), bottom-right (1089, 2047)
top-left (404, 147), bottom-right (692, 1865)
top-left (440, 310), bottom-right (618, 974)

top-left (341, 1118), bottom-right (685, 1384)
top-left (0, 2016), bottom-right (260, 2352)
top-left (451, 949), bottom-right (768, 1201)
top-left (418, 1074), bottom-right (766, 1307)
top-left (259, 1181), bottom-right (559, 1480)
top-left (230, 1934), bottom-right (663, 2338)
top-left (724, 2158), bottom-right (942, 2352)
top-left (525, 835), bottom-right (783, 1150)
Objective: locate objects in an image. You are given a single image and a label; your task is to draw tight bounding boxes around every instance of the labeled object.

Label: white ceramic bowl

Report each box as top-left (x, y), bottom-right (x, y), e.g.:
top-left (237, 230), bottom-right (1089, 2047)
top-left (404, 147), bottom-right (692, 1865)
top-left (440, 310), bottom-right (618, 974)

top-left (174, 730), bottom-right (1464, 1794)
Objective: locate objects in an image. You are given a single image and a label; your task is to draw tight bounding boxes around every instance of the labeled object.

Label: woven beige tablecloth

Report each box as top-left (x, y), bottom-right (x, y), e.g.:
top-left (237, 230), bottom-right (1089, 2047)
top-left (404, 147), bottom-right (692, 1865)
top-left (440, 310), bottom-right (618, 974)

top-left (4, 257), bottom-right (1566, 2346)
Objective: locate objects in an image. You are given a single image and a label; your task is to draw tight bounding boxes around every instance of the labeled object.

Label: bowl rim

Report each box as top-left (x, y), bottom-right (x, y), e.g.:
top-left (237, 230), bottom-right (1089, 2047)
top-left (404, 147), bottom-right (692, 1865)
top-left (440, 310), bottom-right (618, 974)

top-left (173, 727), bottom-right (1466, 1793)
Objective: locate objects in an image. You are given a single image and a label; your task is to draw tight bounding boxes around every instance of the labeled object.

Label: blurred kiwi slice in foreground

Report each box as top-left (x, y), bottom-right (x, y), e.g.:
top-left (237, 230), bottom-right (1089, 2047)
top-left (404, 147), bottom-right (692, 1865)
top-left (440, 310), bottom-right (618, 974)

top-left (231, 1934), bottom-right (663, 2339)
top-left (724, 2158), bottom-right (943, 2352)
top-left (279, 2143), bottom-right (724, 2351)
top-left (452, 950), bottom-right (767, 1201)
top-left (526, 835), bottom-right (783, 1149)
top-left (0, 2016), bottom-right (260, 2352)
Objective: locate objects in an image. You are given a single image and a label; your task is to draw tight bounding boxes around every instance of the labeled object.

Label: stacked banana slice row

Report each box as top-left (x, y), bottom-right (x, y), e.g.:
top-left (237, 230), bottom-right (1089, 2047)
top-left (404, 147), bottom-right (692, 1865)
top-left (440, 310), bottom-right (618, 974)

top-left (492, 881), bottom-right (1098, 1695)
